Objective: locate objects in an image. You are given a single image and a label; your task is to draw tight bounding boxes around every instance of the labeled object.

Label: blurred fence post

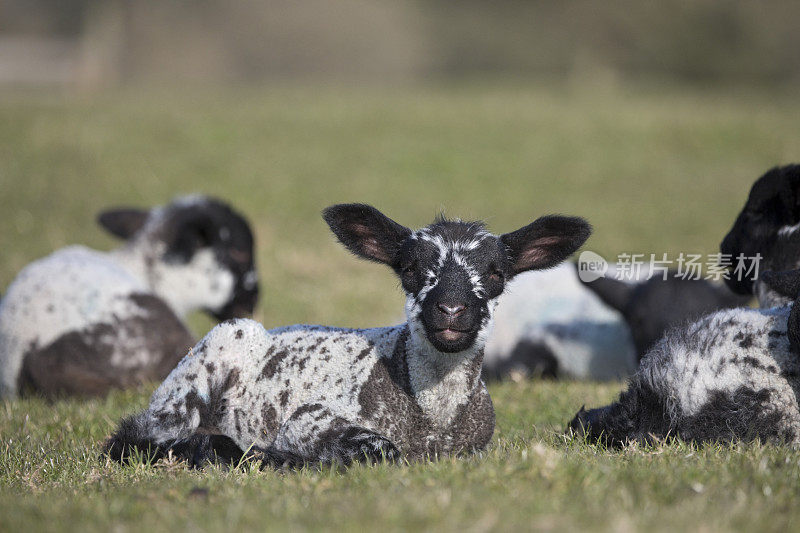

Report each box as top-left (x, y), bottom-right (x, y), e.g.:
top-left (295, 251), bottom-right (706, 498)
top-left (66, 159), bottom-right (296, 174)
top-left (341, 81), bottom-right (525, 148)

top-left (75, 0), bottom-right (127, 90)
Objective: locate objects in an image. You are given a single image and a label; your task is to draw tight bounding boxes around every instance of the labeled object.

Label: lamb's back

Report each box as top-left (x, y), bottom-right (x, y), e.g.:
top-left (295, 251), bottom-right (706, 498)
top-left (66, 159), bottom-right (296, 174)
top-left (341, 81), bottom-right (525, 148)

top-left (0, 246), bottom-right (199, 397)
top-left (640, 306), bottom-right (800, 422)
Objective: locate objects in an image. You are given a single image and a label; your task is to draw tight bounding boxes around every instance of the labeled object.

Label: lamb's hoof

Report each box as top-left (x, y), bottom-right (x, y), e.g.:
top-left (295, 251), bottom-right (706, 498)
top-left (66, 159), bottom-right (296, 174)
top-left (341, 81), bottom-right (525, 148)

top-left (247, 447), bottom-right (307, 470)
top-left (566, 405), bottom-right (590, 438)
top-left (357, 437), bottom-right (401, 464)
top-left (341, 429), bottom-right (401, 464)
top-left (566, 405), bottom-right (621, 447)
top-left (102, 436), bottom-right (127, 463)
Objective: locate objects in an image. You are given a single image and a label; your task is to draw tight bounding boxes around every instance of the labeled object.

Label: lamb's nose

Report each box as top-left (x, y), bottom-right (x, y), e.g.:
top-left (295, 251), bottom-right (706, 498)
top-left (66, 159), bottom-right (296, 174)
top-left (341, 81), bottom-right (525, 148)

top-left (437, 303), bottom-right (466, 317)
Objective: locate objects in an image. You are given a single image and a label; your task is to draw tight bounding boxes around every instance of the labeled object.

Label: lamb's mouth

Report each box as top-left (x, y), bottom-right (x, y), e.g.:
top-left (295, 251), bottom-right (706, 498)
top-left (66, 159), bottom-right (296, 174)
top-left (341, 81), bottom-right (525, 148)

top-left (433, 328), bottom-right (471, 343)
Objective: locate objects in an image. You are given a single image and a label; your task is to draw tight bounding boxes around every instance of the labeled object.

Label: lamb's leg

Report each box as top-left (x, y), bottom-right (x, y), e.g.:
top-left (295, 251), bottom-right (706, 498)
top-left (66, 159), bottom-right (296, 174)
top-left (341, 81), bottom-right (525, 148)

top-left (103, 399), bottom-right (208, 463)
top-left (567, 404), bottom-right (630, 447)
top-left (314, 426), bottom-right (402, 466)
top-left (185, 435), bottom-right (246, 468)
top-left (104, 348), bottom-right (234, 463)
top-left (255, 405), bottom-right (401, 469)
top-left (246, 426), bottom-right (400, 470)
top-left (567, 381), bottom-right (673, 447)
top-left (104, 319), bottom-right (272, 465)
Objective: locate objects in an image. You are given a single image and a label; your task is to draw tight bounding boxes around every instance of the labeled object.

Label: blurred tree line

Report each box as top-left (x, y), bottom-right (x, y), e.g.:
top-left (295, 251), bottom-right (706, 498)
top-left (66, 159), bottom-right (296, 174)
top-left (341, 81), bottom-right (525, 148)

top-left (1, 0), bottom-right (799, 86)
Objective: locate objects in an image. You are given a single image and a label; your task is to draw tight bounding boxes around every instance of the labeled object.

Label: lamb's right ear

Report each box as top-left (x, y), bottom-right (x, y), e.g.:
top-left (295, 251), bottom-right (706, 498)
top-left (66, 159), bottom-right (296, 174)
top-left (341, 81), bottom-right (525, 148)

top-left (97, 208), bottom-right (150, 239)
top-left (760, 270), bottom-right (800, 299)
top-left (580, 276), bottom-right (635, 314)
top-left (322, 203), bottom-right (412, 268)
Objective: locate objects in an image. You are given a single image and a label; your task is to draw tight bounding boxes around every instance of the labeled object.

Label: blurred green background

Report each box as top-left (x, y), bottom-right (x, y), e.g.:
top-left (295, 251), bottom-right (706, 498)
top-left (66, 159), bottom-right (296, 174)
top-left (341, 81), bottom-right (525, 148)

top-left (2, 2), bottom-right (800, 532)
top-left (2, 0), bottom-right (799, 335)
top-left (1, 85), bottom-right (797, 334)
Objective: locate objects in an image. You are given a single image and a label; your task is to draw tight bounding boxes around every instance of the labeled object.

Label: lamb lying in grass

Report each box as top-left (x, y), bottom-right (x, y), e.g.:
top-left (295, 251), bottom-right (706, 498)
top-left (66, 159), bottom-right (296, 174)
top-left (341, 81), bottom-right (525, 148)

top-left (569, 269), bottom-right (800, 446)
top-left (570, 164), bottom-right (800, 446)
top-left (105, 203), bottom-right (591, 468)
top-left (0, 195), bottom-right (258, 399)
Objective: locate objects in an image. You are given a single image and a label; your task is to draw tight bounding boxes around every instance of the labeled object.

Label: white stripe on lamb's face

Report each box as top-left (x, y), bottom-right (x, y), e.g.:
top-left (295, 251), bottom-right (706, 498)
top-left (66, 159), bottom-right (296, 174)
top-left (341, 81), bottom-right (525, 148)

top-left (399, 222), bottom-right (509, 353)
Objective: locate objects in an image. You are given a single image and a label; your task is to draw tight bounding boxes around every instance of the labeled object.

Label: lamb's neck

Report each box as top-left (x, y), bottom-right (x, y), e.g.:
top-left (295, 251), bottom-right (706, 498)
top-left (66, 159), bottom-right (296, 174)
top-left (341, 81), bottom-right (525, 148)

top-left (755, 279), bottom-right (792, 308)
top-left (403, 326), bottom-right (485, 428)
top-left (110, 244), bottom-right (150, 286)
top-left (109, 244), bottom-right (189, 318)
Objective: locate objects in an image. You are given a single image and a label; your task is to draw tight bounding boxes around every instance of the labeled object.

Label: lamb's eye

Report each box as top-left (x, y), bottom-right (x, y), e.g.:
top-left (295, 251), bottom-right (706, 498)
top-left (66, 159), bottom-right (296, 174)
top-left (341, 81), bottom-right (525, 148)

top-left (488, 270), bottom-right (504, 283)
top-left (402, 264), bottom-right (416, 276)
top-left (229, 248), bottom-right (250, 264)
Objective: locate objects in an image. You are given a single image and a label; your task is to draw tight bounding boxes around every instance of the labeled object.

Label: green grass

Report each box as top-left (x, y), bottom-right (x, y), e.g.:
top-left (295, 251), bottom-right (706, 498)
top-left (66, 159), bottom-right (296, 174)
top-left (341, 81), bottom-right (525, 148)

top-left (2, 82), bottom-right (800, 531)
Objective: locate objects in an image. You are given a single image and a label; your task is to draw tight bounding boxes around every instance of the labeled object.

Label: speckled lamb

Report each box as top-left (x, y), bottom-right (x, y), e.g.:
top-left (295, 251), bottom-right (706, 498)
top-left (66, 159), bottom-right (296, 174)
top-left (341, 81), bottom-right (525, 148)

top-left (569, 298), bottom-right (800, 445)
top-left (105, 203), bottom-right (591, 468)
top-left (569, 164), bottom-right (800, 446)
top-left (0, 195), bottom-right (258, 399)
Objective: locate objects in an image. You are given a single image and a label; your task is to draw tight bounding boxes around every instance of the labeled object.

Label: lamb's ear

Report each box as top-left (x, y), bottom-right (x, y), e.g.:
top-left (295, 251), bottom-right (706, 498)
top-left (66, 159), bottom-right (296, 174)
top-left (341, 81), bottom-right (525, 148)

top-left (322, 203), bottom-right (412, 268)
top-left (760, 270), bottom-right (800, 299)
top-left (580, 276), bottom-right (635, 314)
top-left (97, 208), bottom-right (150, 239)
top-left (500, 215), bottom-right (591, 275)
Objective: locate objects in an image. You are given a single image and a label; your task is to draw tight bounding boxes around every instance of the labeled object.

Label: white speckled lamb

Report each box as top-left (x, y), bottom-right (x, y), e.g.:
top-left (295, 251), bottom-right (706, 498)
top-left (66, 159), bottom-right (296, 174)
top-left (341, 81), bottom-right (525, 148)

top-left (0, 195), bottom-right (258, 399)
top-left (105, 203), bottom-right (591, 468)
top-left (569, 282), bottom-right (800, 446)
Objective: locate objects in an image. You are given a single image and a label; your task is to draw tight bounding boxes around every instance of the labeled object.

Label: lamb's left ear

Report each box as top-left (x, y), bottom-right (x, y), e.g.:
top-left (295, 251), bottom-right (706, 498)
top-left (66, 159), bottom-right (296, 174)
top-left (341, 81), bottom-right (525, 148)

top-left (97, 208), bottom-right (150, 239)
top-left (500, 215), bottom-right (592, 274)
top-left (322, 203), bottom-right (412, 268)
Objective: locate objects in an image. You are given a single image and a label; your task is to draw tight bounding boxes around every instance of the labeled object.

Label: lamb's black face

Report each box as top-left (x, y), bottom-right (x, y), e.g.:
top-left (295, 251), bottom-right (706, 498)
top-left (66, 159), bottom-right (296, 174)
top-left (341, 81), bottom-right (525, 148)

top-left (323, 203), bottom-right (592, 355)
top-left (399, 221), bottom-right (511, 352)
top-left (161, 199), bottom-right (259, 320)
top-left (198, 201), bottom-right (258, 321)
top-left (720, 164), bottom-right (800, 295)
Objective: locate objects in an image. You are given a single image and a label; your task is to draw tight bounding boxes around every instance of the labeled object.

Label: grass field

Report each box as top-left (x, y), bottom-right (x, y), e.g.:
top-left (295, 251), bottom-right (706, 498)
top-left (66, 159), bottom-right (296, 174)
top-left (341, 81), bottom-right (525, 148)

top-left (1, 82), bottom-right (800, 532)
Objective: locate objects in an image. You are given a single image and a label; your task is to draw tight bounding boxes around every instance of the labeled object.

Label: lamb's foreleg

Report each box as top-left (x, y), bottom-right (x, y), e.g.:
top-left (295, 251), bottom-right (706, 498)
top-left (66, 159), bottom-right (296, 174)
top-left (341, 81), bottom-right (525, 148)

top-left (104, 345), bottom-right (235, 463)
top-left (254, 405), bottom-right (401, 469)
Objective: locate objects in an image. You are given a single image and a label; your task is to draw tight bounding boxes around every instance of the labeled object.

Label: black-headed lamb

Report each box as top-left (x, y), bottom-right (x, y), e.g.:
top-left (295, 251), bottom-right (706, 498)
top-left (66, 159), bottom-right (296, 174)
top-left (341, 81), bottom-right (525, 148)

top-left (0, 195), bottom-right (258, 399)
top-left (721, 163), bottom-right (800, 307)
top-left (569, 164), bottom-right (800, 446)
top-left (104, 204), bottom-right (591, 468)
